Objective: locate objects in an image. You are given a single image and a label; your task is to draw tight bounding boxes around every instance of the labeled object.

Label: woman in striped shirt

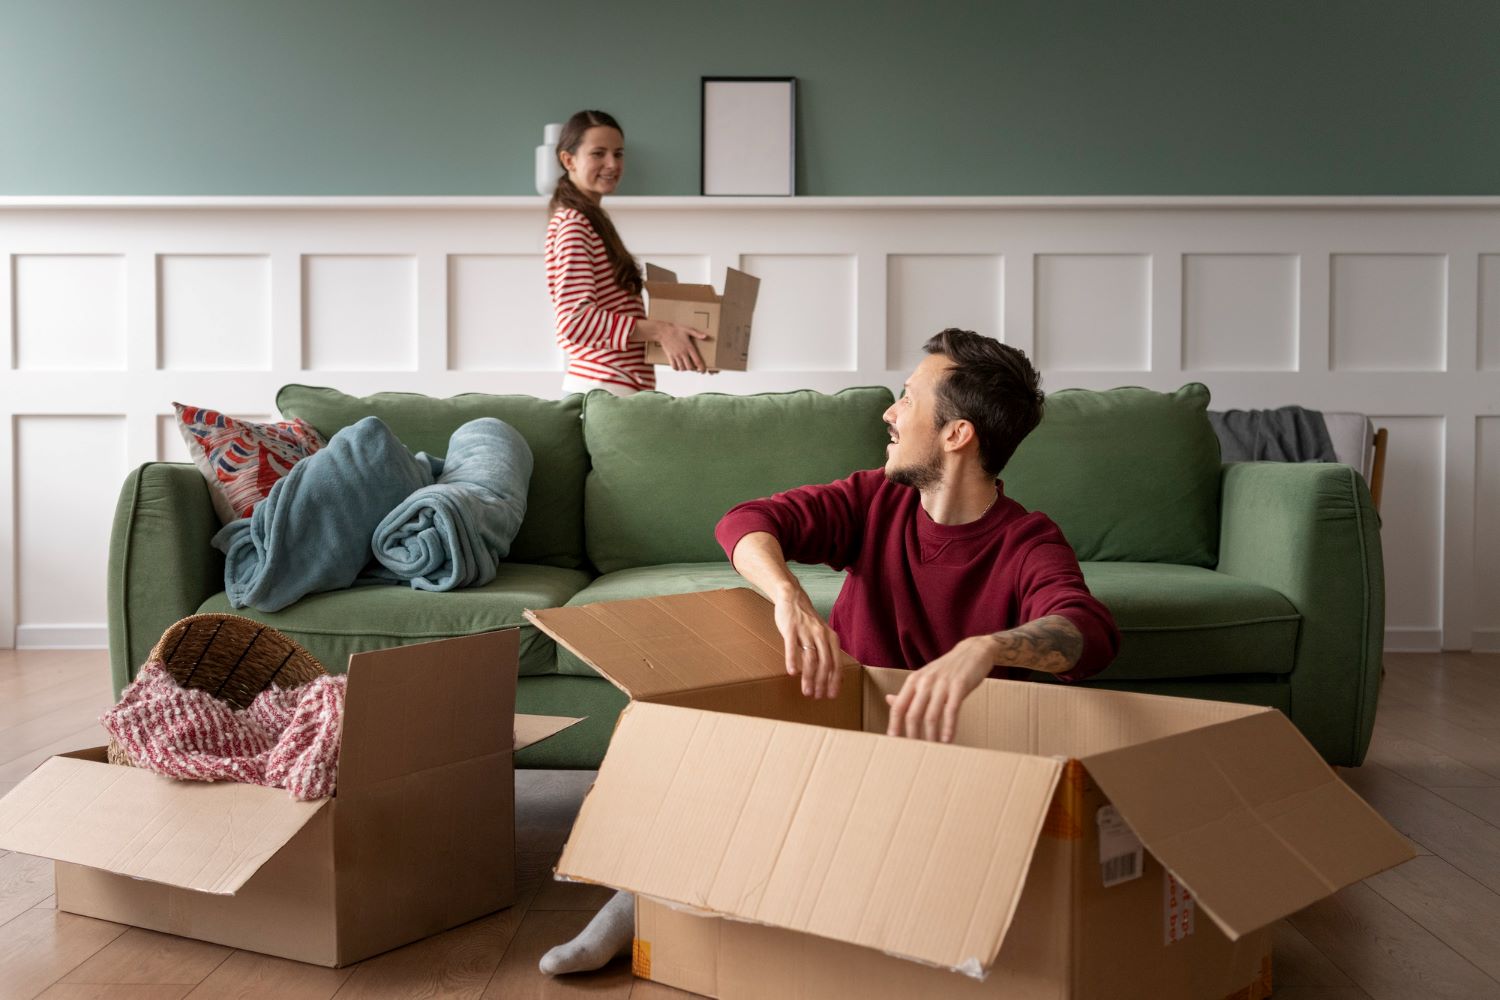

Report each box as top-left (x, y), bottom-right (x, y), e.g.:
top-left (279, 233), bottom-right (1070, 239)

top-left (546, 110), bottom-right (709, 396)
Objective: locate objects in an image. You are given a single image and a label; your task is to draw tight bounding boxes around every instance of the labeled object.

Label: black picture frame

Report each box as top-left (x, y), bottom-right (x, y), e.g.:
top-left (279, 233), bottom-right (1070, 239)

top-left (699, 76), bottom-right (798, 197)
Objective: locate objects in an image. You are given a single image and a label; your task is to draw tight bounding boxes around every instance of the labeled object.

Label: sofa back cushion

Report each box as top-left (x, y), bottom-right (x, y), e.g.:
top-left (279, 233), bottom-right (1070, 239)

top-left (276, 385), bottom-right (587, 569)
top-left (583, 387), bottom-right (894, 574)
top-left (1002, 383), bottom-right (1221, 567)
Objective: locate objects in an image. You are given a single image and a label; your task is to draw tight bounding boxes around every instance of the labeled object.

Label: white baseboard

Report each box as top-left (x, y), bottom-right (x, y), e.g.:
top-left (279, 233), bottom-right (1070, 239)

top-left (1470, 630), bottom-right (1500, 653)
top-left (1384, 628), bottom-right (1443, 653)
top-left (15, 624), bottom-right (108, 649)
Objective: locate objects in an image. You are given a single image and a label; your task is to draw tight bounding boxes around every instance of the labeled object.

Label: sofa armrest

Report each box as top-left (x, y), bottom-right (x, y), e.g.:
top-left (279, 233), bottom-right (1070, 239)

top-left (1217, 462), bottom-right (1385, 766)
top-left (107, 463), bottom-right (225, 698)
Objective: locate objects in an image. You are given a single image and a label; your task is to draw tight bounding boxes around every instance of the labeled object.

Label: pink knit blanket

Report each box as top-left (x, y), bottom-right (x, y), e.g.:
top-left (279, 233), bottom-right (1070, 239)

top-left (101, 661), bottom-right (347, 800)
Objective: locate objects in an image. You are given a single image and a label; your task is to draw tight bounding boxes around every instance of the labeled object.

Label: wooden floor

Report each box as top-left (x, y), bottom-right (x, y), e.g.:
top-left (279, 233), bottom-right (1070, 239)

top-left (4, 652), bottom-right (1500, 999)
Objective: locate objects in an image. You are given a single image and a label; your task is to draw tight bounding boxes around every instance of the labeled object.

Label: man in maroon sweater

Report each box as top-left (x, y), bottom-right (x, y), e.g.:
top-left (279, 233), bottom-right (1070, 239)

top-left (542, 329), bottom-right (1120, 977)
top-left (715, 328), bottom-right (1120, 743)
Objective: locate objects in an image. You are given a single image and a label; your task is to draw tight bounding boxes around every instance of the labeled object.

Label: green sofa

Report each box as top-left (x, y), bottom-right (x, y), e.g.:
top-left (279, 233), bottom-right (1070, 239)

top-left (107, 382), bottom-right (1384, 768)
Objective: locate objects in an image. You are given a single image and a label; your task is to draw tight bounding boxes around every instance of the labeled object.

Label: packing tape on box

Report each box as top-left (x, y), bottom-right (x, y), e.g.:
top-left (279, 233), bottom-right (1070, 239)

top-left (1042, 759), bottom-right (1086, 840)
top-left (1164, 871), bottom-right (1196, 945)
top-left (633, 938), bottom-right (652, 978)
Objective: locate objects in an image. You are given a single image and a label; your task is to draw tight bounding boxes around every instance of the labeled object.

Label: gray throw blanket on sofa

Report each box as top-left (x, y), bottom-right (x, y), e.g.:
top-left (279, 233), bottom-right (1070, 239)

top-left (368, 417), bottom-right (533, 592)
top-left (1207, 406), bottom-right (1338, 463)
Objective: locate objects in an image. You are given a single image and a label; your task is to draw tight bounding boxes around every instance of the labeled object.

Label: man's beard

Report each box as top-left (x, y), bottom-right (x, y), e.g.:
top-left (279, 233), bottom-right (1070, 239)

top-left (885, 445), bottom-right (944, 491)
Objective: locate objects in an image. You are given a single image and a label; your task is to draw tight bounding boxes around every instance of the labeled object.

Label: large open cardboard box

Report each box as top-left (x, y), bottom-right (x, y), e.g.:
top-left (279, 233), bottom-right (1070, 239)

top-left (642, 263), bottom-right (759, 371)
top-left (527, 589), bottom-right (1415, 1000)
top-left (0, 628), bottom-right (578, 967)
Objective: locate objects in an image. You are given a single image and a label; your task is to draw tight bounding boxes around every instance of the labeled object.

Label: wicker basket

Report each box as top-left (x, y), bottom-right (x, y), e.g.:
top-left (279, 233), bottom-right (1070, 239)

top-left (106, 613), bottom-right (327, 767)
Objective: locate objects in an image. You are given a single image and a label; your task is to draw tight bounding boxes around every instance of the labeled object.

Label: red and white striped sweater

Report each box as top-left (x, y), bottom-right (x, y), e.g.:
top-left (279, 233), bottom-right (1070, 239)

top-left (545, 206), bottom-right (654, 392)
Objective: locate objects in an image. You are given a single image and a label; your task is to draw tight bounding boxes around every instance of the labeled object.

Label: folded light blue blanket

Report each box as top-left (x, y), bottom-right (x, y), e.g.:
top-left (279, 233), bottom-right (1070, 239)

top-left (369, 417), bottom-right (533, 592)
top-left (213, 417), bottom-right (434, 612)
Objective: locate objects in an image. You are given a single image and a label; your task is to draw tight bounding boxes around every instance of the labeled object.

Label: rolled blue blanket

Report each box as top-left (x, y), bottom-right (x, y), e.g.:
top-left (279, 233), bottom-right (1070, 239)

top-left (369, 417), bottom-right (533, 591)
top-left (213, 416), bottom-right (434, 611)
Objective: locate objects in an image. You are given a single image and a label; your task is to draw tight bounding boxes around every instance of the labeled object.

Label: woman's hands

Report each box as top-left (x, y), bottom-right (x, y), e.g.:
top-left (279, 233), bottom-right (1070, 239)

top-left (635, 318), bottom-right (713, 372)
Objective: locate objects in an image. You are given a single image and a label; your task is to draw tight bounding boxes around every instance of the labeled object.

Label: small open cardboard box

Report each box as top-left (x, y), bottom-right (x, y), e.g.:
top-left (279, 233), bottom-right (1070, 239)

top-left (0, 629), bottom-right (579, 967)
top-left (527, 589), bottom-right (1415, 1000)
top-left (642, 263), bottom-right (759, 371)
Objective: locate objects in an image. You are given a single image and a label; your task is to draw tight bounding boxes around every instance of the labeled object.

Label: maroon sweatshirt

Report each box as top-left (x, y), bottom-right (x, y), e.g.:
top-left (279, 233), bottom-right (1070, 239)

top-left (715, 469), bottom-right (1120, 682)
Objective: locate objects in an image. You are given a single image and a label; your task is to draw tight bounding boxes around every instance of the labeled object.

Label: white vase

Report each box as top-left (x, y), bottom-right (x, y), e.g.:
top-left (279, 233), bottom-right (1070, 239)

top-left (535, 123), bottom-right (564, 196)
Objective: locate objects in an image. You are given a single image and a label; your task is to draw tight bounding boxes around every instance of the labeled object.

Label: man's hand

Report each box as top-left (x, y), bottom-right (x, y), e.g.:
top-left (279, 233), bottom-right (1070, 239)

top-left (729, 531), bottom-right (846, 700)
top-left (885, 616), bottom-right (1086, 742)
top-left (775, 594), bottom-right (845, 699)
top-left (884, 635), bottom-right (995, 742)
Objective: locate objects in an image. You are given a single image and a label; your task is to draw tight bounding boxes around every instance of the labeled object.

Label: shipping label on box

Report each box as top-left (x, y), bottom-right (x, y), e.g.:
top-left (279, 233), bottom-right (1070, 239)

top-left (1097, 804), bottom-right (1145, 888)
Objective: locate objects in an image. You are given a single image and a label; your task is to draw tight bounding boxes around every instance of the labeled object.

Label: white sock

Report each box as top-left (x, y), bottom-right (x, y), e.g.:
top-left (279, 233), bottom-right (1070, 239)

top-left (538, 889), bottom-right (635, 975)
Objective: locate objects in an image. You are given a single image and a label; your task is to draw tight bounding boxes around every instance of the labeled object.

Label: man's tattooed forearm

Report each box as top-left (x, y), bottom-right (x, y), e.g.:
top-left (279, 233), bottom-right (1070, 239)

top-left (990, 616), bottom-right (1084, 674)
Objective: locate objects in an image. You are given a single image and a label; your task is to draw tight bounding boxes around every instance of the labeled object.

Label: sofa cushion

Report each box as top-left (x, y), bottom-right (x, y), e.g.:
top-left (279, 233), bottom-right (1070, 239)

top-left (554, 562), bottom-right (848, 677)
top-left (196, 563), bottom-right (591, 677)
top-left (1003, 383), bottom-right (1222, 567)
top-left (276, 385), bottom-right (587, 569)
top-left (1081, 562), bottom-right (1300, 680)
top-left (582, 387), bottom-right (893, 574)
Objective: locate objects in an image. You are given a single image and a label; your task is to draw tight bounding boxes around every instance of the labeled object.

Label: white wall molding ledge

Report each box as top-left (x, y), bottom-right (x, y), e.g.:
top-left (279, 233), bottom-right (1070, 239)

top-left (4, 198), bottom-right (1498, 653)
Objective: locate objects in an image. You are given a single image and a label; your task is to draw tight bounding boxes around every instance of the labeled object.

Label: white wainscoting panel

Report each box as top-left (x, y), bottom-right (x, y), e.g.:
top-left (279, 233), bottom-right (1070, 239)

top-left (1376, 415), bottom-right (1446, 651)
top-left (1476, 417), bottom-right (1500, 652)
top-left (887, 254), bottom-right (1003, 368)
top-left (739, 253), bottom-right (856, 371)
top-left (157, 413), bottom-right (192, 465)
top-left (14, 254), bottom-right (127, 370)
top-left (15, 415), bottom-right (127, 648)
top-left (1330, 254), bottom-right (1448, 372)
top-left (1480, 255), bottom-right (1500, 372)
top-left (1182, 254), bottom-right (1299, 372)
top-left (4, 196), bottom-right (1500, 654)
top-left (1034, 254), bottom-right (1151, 372)
top-left (448, 255), bottom-right (559, 372)
top-left (158, 255), bottom-right (271, 370)
top-left (303, 255), bottom-right (417, 371)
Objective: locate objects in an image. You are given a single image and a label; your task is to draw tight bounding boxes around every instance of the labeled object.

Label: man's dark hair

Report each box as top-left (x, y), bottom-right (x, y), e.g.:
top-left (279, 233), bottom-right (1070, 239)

top-left (921, 329), bottom-right (1045, 476)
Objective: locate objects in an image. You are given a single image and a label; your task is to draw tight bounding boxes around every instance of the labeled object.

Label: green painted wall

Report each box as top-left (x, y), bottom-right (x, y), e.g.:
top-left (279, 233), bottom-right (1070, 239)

top-left (4, 0), bottom-right (1498, 195)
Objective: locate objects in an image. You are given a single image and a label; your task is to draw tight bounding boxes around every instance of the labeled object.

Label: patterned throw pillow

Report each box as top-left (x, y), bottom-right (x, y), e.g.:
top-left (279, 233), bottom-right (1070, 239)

top-left (174, 403), bottom-right (326, 524)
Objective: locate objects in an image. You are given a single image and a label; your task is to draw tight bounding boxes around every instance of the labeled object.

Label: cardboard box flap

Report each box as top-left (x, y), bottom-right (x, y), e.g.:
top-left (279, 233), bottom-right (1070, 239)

top-left (644, 261), bottom-right (720, 302)
top-left (644, 280), bottom-right (721, 304)
top-left (526, 590), bottom-right (835, 701)
top-left (557, 701), bottom-right (1063, 977)
top-left (1081, 710), bottom-right (1416, 939)
top-left (0, 755), bottom-right (325, 895)
top-left (514, 713), bottom-right (584, 751)
top-left (723, 266), bottom-right (761, 308)
top-left (339, 629), bottom-right (518, 793)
